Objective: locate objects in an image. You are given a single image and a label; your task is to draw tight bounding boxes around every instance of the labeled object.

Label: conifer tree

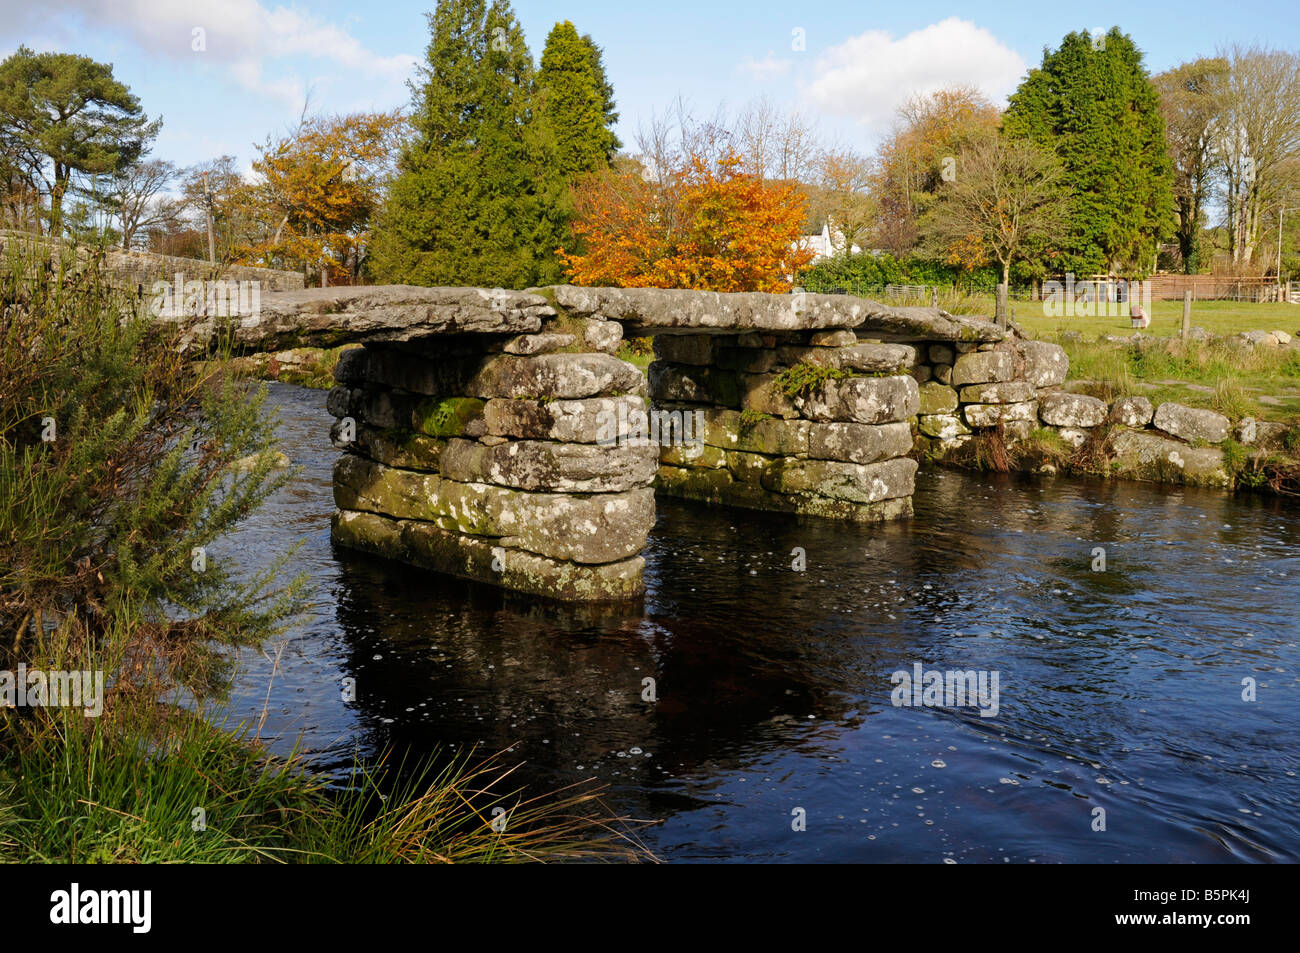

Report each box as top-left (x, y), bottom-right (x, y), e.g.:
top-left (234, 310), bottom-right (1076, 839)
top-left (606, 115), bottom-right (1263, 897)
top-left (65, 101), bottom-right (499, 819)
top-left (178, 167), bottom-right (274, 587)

top-left (0, 47), bottom-right (158, 238)
top-left (369, 0), bottom-right (566, 287)
top-left (1003, 28), bottom-right (1175, 274)
top-left (537, 21), bottom-right (620, 179)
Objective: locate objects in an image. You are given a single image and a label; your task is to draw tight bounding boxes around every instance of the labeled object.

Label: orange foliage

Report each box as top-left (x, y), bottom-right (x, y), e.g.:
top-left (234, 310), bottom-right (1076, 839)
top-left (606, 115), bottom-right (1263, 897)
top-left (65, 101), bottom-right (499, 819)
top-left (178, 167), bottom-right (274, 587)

top-left (560, 150), bottom-right (813, 293)
top-left (944, 231), bottom-right (989, 272)
top-left (234, 111), bottom-right (403, 284)
top-left (873, 86), bottom-right (1000, 253)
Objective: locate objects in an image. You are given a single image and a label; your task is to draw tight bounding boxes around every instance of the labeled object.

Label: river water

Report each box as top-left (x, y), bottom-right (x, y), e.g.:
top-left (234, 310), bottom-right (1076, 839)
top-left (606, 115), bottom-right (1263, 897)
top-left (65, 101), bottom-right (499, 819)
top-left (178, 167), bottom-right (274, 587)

top-left (216, 382), bottom-right (1300, 863)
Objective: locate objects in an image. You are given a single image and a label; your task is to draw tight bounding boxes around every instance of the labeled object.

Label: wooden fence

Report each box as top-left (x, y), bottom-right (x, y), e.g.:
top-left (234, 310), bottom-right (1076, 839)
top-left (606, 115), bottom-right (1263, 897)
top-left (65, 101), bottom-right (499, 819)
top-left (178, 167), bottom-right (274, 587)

top-left (1143, 275), bottom-right (1292, 302)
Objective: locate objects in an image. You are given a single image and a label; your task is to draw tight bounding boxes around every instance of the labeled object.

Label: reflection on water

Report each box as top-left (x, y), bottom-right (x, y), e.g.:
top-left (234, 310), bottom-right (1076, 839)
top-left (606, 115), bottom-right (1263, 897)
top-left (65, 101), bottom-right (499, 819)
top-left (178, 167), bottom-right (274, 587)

top-left (220, 383), bottom-right (1300, 863)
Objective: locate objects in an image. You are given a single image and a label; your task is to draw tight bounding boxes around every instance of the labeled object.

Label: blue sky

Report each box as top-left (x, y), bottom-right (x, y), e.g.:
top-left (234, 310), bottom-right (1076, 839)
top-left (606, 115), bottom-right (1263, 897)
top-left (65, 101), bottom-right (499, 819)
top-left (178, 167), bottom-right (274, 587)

top-left (2, 0), bottom-right (1295, 175)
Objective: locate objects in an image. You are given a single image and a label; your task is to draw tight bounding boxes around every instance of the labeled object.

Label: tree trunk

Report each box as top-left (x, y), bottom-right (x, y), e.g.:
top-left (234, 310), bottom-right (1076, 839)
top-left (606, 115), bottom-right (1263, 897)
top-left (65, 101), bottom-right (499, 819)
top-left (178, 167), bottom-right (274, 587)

top-left (49, 165), bottom-right (68, 238)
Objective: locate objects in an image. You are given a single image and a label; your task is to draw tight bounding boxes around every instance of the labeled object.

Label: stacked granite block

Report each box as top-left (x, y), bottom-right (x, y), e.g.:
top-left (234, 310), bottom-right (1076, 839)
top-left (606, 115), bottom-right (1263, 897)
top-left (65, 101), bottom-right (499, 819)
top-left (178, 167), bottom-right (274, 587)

top-left (326, 316), bottom-right (657, 602)
top-left (647, 329), bottom-right (921, 522)
top-left (914, 338), bottom-right (1070, 451)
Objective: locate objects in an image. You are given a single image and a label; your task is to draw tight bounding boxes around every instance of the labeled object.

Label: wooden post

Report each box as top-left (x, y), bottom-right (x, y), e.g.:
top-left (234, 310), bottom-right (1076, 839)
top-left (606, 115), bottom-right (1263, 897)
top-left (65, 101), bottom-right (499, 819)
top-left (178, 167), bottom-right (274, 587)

top-left (995, 283), bottom-right (1008, 329)
top-left (931, 287), bottom-right (938, 308)
top-left (1181, 289), bottom-right (1192, 342)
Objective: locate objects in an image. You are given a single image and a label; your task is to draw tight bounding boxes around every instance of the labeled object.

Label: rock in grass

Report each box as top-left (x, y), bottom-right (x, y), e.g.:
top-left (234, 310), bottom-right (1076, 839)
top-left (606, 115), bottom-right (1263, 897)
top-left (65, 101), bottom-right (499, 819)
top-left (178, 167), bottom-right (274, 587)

top-left (1152, 402), bottom-right (1229, 444)
top-left (229, 450), bottom-right (290, 473)
top-left (1040, 392), bottom-right (1107, 428)
top-left (1112, 396), bottom-right (1154, 428)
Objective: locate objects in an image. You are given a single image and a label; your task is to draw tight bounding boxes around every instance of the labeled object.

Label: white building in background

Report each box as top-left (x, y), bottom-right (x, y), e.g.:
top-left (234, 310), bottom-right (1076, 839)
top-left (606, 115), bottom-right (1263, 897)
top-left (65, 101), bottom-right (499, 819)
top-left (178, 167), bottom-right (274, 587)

top-left (793, 220), bottom-right (860, 264)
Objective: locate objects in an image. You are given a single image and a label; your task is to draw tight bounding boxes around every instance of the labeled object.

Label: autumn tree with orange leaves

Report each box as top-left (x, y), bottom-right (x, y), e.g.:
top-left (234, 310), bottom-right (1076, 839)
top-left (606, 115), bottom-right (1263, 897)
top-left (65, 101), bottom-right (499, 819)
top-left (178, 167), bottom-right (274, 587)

top-left (235, 110), bottom-right (403, 285)
top-left (560, 149), bottom-right (813, 293)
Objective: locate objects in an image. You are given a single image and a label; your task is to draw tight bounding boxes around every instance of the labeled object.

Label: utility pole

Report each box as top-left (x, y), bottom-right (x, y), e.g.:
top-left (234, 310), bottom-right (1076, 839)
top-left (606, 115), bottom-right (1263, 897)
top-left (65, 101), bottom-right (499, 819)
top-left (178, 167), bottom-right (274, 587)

top-left (202, 172), bottom-right (216, 265)
top-left (1278, 206), bottom-right (1285, 300)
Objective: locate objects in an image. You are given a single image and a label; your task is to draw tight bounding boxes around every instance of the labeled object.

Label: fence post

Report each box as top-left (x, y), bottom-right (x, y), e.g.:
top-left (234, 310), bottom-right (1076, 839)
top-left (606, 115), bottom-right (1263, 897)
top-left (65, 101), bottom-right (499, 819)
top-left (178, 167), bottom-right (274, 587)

top-left (996, 283), bottom-right (1008, 329)
top-left (1181, 289), bottom-right (1191, 342)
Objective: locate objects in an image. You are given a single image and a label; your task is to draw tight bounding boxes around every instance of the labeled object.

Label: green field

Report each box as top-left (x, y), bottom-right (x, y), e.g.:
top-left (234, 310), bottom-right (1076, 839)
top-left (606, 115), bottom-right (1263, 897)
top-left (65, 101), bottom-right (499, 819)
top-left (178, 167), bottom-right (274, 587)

top-left (1017, 301), bottom-right (1300, 422)
top-left (911, 291), bottom-right (1300, 422)
top-left (1016, 299), bottom-right (1300, 340)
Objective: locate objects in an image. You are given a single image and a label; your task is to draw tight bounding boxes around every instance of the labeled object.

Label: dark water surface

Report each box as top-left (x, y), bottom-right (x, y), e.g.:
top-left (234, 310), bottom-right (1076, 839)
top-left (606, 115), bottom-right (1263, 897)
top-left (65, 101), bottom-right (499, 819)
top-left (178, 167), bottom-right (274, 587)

top-left (218, 382), bottom-right (1300, 863)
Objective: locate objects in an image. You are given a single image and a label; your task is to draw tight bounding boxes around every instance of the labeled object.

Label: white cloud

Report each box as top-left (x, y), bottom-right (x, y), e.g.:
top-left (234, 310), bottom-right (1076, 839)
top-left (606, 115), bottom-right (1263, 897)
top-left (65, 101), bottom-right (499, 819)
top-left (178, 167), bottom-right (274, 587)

top-left (9, 0), bottom-right (416, 107)
top-left (738, 53), bottom-right (794, 81)
top-left (804, 18), bottom-right (1026, 135)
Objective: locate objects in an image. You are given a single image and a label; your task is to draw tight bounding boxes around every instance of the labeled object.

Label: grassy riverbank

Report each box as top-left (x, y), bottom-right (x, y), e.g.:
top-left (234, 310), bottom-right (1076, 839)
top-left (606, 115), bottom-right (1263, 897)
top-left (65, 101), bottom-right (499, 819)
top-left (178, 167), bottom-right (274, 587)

top-left (1058, 335), bottom-right (1300, 421)
top-left (0, 244), bottom-right (641, 864)
top-left (1, 701), bottom-right (638, 863)
top-left (927, 289), bottom-right (1300, 421)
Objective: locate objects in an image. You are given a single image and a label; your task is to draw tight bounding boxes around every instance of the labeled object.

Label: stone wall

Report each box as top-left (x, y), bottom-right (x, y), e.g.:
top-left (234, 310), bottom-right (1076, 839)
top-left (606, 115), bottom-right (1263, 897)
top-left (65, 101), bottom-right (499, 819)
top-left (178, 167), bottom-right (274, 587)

top-left (913, 334), bottom-right (1281, 489)
top-left (541, 285), bottom-right (1019, 526)
top-left (325, 298), bottom-right (658, 602)
top-left (641, 326), bottom-right (1071, 524)
top-left (0, 229), bottom-right (305, 293)
top-left (912, 337), bottom-right (1070, 450)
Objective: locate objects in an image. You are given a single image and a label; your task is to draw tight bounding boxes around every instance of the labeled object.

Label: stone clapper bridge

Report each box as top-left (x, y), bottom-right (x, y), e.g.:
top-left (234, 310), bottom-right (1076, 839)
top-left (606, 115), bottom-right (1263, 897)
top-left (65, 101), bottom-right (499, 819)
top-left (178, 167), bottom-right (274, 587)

top-left (181, 284), bottom-right (1069, 602)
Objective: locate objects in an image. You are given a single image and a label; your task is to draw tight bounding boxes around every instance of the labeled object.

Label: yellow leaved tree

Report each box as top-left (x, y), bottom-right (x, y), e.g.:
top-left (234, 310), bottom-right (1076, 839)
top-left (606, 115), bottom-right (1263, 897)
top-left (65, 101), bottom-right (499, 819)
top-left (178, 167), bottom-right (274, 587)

top-left (235, 111), bottom-right (403, 285)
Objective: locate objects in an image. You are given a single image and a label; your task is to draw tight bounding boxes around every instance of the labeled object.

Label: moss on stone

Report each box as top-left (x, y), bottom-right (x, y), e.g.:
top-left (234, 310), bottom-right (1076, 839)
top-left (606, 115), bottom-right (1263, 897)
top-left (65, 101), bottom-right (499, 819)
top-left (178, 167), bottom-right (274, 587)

top-left (412, 396), bottom-right (486, 437)
top-left (776, 360), bottom-right (851, 399)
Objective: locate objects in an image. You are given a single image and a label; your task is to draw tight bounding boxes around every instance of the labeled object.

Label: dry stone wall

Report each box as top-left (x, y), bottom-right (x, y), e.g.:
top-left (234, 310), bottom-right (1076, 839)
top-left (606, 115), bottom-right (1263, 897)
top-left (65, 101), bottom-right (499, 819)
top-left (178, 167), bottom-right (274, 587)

top-left (913, 337), bottom-right (1069, 448)
top-left (642, 326), bottom-right (1079, 522)
top-left (914, 332), bottom-right (1257, 489)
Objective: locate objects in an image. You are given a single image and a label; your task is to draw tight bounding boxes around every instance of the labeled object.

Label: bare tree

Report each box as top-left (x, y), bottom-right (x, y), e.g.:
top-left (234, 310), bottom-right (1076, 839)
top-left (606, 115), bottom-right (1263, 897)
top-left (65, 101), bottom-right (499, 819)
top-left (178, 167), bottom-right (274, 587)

top-left (735, 96), bottom-right (777, 180)
top-left (920, 133), bottom-right (1070, 289)
top-left (632, 107), bottom-right (675, 188)
top-left (1213, 45), bottom-right (1300, 267)
top-left (178, 156), bottom-right (261, 261)
top-left (733, 96), bottom-right (819, 183)
top-left (1155, 58), bottom-right (1228, 273)
top-left (101, 158), bottom-right (177, 250)
top-left (634, 96), bottom-right (730, 184)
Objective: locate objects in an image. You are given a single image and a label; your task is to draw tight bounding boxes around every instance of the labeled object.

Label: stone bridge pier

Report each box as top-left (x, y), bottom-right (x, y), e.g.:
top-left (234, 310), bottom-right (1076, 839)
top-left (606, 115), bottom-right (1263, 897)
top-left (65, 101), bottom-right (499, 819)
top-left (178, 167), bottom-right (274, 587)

top-left (218, 284), bottom-right (1065, 602)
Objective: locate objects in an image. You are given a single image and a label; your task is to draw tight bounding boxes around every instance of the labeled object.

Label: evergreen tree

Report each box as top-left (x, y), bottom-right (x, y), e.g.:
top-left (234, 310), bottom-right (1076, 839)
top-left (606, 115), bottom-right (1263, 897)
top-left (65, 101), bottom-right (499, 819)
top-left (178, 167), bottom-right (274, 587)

top-left (537, 21), bottom-right (621, 179)
top-left (1003, 28), bottom-right (1175, 274)
top-left (0, 46), bottom-right (158, 238)
top-left (582, 32), bottom-right (620, 153)
top-left (368, 0), bottom-right (566, 288)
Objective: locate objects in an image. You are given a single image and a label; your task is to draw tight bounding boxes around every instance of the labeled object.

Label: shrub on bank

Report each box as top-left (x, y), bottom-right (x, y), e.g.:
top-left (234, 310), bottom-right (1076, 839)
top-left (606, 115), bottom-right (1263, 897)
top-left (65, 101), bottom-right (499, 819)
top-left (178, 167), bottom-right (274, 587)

top-left (0, 240), bottom-right (643, 863)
